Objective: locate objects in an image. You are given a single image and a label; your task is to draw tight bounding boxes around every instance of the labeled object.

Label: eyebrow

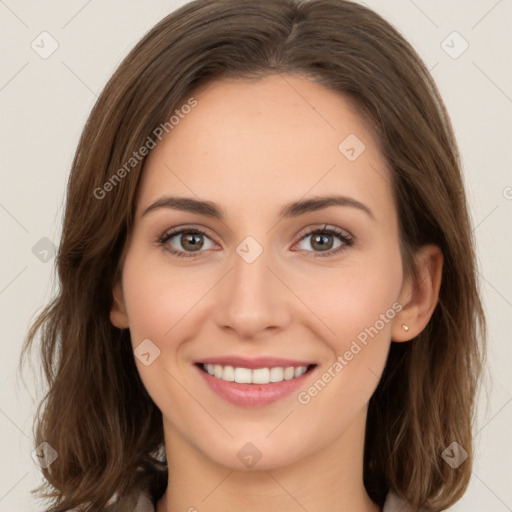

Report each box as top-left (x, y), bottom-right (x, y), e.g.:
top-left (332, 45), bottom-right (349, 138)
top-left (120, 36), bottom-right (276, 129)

top-left (141, 194), bottom-right (375, 221)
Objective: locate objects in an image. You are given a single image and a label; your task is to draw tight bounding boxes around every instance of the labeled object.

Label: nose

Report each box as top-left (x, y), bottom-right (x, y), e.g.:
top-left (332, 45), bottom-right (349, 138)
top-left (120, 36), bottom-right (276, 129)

top-left (213, 242), bottom-right (293, 340)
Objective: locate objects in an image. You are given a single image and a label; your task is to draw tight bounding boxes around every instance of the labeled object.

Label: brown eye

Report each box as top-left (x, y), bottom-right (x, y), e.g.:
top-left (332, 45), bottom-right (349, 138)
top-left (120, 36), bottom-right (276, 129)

top-left (309, 233), bottom-right (335, 252)
top-left (179, 232), bottom-right (205, 251)
top-left (295, 226), bottom-right (353, 257)
top-left (160, 228), bottom-right (215, 257)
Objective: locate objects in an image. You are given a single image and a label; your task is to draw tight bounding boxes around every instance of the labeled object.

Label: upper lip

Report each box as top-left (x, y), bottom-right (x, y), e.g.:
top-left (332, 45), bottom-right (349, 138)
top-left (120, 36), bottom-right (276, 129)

top-left (195, 355), bottom-right (316, 369)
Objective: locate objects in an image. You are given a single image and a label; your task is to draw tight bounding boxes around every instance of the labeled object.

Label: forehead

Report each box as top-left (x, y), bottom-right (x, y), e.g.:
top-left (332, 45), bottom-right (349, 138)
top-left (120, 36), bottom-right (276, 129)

top-left (138, 74), bottom-right (395, 224)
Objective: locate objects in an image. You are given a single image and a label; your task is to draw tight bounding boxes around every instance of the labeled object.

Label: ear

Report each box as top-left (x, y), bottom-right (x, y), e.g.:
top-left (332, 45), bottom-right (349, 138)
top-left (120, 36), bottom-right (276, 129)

top-left (392, 244), bottom-right (443, 342)
top-left (110, 280), bottom-right (129, 329)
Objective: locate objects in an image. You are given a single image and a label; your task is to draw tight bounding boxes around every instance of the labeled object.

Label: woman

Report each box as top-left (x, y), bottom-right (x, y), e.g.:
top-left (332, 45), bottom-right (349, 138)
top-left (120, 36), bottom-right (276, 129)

top-left (22, 0), bottom-right (486, 511)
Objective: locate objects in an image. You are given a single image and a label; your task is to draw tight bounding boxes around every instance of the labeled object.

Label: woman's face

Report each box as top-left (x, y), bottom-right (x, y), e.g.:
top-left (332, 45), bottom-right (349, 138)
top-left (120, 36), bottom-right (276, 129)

top-left (112, 74), bottom-right (412, 470)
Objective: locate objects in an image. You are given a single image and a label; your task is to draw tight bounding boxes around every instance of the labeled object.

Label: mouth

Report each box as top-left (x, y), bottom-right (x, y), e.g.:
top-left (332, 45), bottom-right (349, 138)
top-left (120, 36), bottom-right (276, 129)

top-left (193, 358), bottom-right (318, 407)
top-left (196, 362), bottom-right (317, 384)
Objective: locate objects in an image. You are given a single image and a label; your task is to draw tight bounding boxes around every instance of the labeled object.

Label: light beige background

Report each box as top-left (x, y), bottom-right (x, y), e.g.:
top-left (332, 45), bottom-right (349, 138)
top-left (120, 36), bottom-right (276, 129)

top-left (1, 0), bottom-right (511, 510)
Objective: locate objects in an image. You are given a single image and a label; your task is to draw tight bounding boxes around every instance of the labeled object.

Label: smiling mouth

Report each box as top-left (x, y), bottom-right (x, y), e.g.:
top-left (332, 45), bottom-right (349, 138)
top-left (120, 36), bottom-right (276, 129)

top-left (196, 362), bottom-right (317, 385)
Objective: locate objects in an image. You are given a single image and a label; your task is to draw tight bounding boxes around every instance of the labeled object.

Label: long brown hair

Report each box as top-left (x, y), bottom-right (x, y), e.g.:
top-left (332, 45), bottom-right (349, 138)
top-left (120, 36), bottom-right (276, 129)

top-left (20, 0), bottom-right (487, 510)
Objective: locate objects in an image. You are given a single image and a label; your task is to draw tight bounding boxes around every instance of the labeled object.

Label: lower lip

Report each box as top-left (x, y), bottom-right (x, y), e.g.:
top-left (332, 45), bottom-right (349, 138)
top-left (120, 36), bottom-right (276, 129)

top-left (194, 364), bottom-right (316, 407)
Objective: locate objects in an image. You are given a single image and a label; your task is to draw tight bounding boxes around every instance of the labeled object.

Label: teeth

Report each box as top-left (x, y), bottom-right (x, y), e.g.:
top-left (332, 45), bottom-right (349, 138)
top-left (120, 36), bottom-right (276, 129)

top-left (234, 367), bottom-right (252, 384)
top-left (294, 366), bottom-right (306, 377)
top-left (203, 364), bottom-right (309, 384)
top-left (252, 368), bottom-right (270, 384)
top-left (222, 365), bottom-right (235, 381)
top-left (269, 367), bottom-right (283, 382)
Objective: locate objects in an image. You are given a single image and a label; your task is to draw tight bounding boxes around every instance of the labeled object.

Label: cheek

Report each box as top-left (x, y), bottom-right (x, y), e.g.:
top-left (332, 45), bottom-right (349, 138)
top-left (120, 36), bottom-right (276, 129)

top-left (300, 248), bottom-right (403, 352)
top-left (121, 251), bottom-right (210, 344)
top-left (120, 251), bottom-right (206, 415)
top-left (120, 250), bottom-right (219, 408)
top-left (302, 249), bottom-right (403, 409)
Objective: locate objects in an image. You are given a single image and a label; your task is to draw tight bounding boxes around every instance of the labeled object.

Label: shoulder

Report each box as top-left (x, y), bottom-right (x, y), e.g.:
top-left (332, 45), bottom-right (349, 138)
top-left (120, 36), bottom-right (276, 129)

top-left (383, 491), bottom-right (459, 511)
top-left (103, 487), bottom-right (156, 512)
top-left (383, 492), bottom-right (413, 511)
top-left (127, 489), bottom-right (155, 512)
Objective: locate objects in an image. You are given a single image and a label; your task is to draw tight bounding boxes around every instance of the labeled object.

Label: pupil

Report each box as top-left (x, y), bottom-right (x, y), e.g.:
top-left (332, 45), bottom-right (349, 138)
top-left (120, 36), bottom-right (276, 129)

top-left (312, 234), bottom-right (332, 251)
top-left (183, 233), bottom-right (203, 251)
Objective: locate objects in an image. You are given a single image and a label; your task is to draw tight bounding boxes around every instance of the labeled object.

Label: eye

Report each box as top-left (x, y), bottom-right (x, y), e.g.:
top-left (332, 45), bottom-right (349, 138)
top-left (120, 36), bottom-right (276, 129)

top-left (157, 224), bottom-right (354, 259)
top-left (293, 224), bottom-right (354, 257)
top-left (158, 226), bottom-right (216, 258)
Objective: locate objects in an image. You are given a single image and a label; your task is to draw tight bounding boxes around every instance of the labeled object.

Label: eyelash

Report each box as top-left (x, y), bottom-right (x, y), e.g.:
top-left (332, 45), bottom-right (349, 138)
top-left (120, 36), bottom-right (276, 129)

top-left (157, 224), bottom-right (354, 259)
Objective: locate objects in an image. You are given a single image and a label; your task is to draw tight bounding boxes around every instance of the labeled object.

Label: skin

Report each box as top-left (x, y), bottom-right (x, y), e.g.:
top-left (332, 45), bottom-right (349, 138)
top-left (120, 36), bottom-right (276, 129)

top-left (110, 73), bottom-right (443, 512)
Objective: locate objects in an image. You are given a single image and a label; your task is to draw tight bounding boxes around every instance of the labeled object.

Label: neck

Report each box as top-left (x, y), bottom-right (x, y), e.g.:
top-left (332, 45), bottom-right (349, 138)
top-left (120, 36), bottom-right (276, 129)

top-left (156, 408), bottom-right (381, 512)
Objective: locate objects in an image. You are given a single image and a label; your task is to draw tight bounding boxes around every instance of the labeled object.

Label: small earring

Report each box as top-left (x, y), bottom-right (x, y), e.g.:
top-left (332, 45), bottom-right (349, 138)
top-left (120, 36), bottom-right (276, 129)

top-left (401, 324), bottom-right (409, 331)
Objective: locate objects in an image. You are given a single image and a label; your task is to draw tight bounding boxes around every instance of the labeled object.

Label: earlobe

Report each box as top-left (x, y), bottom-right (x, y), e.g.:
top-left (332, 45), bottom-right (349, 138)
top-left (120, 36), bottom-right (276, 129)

top-left (392, 244), bottom-right (443, 342)
top-left (110, 281), bottom-right (129, 329)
